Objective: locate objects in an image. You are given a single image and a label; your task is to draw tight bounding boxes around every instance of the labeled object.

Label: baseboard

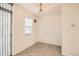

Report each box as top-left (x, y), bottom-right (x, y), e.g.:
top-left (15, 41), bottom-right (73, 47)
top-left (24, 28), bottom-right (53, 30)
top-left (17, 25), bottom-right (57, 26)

top-left (62, 52), bottom-right (72, 56)
top-left (38, 41), bottom-right (61, 47)
top-left (14, 41), bottom-right (61, 56)
top-left (13, 41), bottom-right (37, 56)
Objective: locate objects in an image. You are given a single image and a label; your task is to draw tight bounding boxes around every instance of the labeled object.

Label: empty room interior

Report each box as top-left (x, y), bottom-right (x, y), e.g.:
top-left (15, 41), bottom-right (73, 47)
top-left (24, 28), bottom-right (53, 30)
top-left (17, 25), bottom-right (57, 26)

top-left (0, 3), bottom-right (79, 56)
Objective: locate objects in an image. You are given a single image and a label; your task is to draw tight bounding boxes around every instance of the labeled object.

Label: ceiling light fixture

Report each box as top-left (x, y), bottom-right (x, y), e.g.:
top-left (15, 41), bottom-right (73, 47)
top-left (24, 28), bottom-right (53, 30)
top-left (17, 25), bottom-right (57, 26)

top-left (39, 3), bottom-right (43, 15)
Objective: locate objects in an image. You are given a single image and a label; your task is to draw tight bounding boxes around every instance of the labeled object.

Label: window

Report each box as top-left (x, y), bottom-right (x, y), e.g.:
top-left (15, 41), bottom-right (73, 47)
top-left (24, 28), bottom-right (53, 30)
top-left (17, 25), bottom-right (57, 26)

top-left (25, 17), bottom-right (32, 34)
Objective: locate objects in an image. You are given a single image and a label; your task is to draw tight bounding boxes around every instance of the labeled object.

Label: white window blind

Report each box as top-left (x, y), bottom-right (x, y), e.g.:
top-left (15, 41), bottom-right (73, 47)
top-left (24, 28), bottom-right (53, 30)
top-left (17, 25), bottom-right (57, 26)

top-left (25, 17), bottom-right (32, 34)
top-left (0, 3), bottom-right (12, 56)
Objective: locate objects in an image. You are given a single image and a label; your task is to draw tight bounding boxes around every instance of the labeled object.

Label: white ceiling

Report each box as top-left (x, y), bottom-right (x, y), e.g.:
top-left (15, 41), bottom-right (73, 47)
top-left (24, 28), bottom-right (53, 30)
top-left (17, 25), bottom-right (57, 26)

top-left (17, 3), bottom-right (62, 16)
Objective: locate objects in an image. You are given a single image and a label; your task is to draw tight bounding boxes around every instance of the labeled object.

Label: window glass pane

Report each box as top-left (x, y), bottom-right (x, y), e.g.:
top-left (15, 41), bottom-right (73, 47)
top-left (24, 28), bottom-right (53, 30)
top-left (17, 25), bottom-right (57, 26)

top-left (25, 17), bottom-right (32, 26)
top-left (25, 27), bottom-right (32, 34)
top-left (25, 17), bottom-right (32, 34)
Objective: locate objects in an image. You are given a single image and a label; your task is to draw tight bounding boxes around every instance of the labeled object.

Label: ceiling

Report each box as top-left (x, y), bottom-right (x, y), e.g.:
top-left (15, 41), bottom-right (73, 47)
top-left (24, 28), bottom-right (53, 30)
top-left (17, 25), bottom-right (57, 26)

top-left (17, 3), bottom-right (62, 16)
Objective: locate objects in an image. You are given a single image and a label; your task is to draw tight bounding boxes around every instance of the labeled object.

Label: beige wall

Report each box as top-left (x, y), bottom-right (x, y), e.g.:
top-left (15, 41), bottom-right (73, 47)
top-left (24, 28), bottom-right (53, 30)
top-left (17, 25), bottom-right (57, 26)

top-left (12, 4), bottom-right (37, 55)
top-left (37, 13), bottom-right (62, 46)
top-left (12, 4), bottom-right (62, 55)
top-left (12, 3), bottom-right (79, 56)
top-left (62, 4), bottom-right (79, 55)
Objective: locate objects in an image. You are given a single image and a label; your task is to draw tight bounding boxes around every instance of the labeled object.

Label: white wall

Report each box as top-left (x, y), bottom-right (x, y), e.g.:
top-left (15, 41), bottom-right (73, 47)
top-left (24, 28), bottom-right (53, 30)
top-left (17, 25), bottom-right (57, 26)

top-left (12, 4), bottom-right (79, 56)
top-left (38, 12), bottom-right (62, 46)
top-left (12, 4), bottom-right (37, 55)
top-left (62, 4), bottom-right (79, 56)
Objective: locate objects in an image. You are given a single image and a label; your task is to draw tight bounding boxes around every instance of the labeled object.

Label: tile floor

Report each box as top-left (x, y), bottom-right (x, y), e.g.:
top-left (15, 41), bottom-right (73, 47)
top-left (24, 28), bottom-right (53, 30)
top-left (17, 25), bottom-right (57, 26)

top-left (16, 42), bottom-right (61, 56)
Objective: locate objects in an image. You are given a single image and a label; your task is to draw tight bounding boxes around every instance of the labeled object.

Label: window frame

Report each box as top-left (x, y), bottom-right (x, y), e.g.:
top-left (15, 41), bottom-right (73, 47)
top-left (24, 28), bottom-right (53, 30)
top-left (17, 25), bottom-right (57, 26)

top-left (25, 17), bottom-right (32, 35)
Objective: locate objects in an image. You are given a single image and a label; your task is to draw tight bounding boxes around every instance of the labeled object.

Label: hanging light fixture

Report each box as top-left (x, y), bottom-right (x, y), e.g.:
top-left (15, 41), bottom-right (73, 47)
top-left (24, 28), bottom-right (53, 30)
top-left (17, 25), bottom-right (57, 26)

top-left (39, 3), bottom-right (43, 15)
